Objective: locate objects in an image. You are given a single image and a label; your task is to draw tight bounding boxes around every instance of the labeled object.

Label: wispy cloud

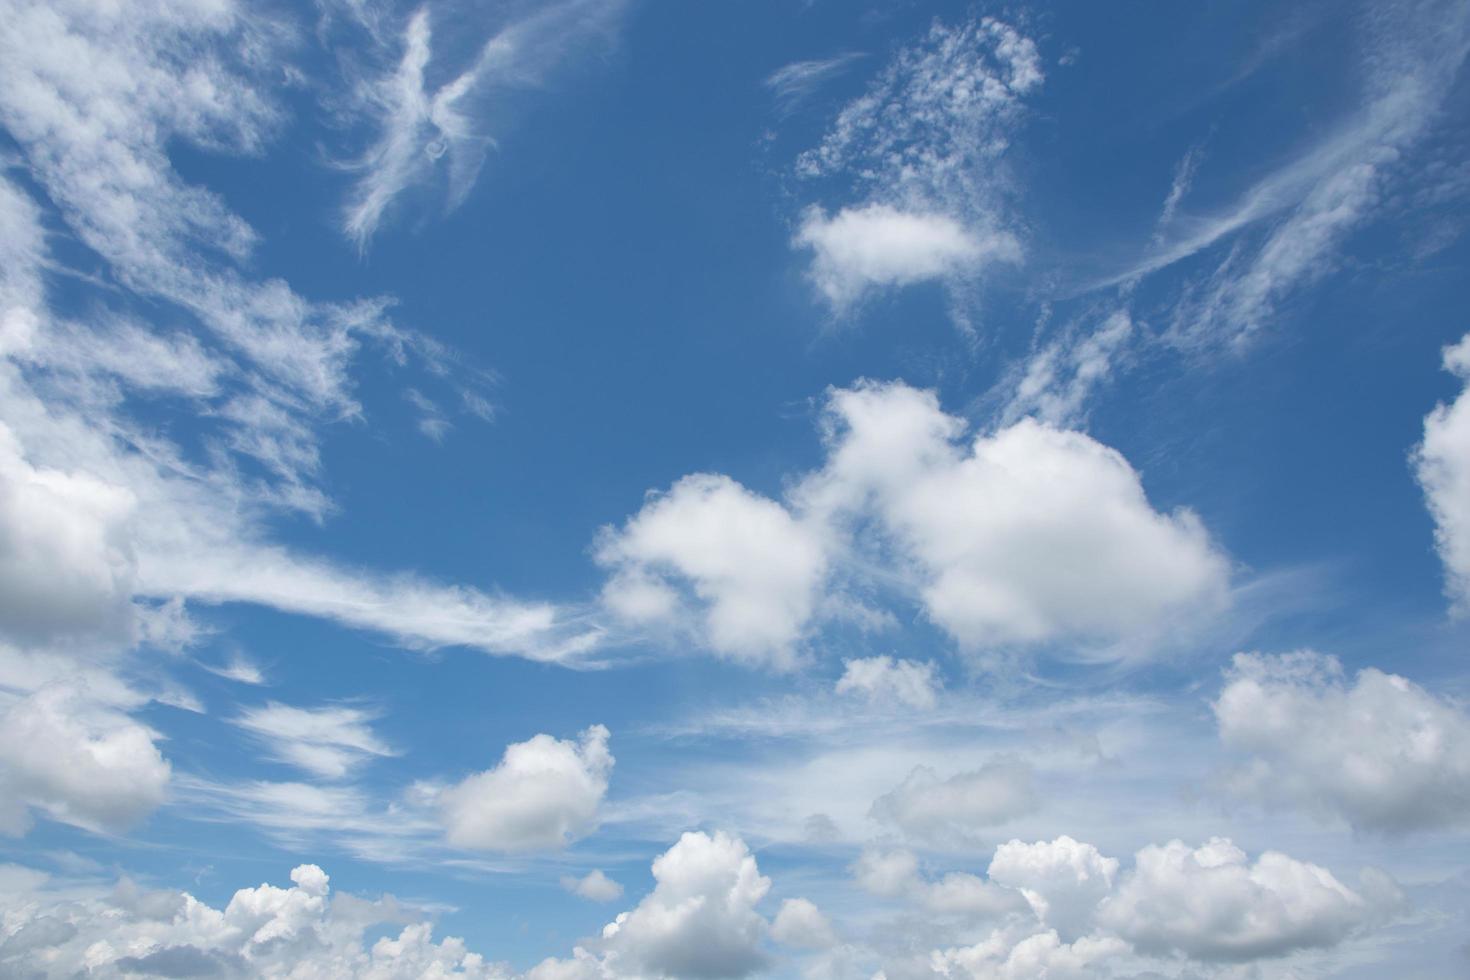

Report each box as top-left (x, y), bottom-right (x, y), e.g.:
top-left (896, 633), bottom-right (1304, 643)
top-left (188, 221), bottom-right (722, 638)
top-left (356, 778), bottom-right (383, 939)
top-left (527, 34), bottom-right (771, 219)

top-left (341, 0), bottom-right (628, 248)
top-left (765, 53), bottom-right (864, 117)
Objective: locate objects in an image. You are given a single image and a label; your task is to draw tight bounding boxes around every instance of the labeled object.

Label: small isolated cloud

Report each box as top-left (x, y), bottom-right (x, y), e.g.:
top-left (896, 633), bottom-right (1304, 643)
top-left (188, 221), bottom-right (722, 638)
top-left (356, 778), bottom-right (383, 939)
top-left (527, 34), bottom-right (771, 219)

top-left (1214, 650), bottom-right (1470, 833)
top-left (765, 53), bottom-right (864, 117)
top-left (835, 655), bottom-right (940, 709)
top-left (203, 654), bottom-right (267, 686)
top-left (438, 725), bottom-right (612, 852)
top-left (869, 758), bottom-right (1039, 849)
top-left (233, 702), bottom-right (397, 780)
top-left (561, 869), bottom-right (623, 903)
top-left (1414, 331), bottom-right (1470, 610)
top-left (794, 204), bottom-right (1017, 312)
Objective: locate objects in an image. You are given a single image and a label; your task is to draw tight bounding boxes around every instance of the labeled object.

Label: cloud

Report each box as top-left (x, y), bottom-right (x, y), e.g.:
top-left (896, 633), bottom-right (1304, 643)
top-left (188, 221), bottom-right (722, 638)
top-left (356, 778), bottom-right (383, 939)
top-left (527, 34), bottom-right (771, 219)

top-left (561, 870), bottom-right (623, 903)
top-left (835, 656), bottom-right (940, 710)
top-left (232, 703), bottom-right (397, 780)
top-left (1413, 331), bottom-right (1470, 610)
top-left (933, 926), bottom-right (1128, 980)
top-left (596, 474), bottom-right (827, 668)
top-left (800, 382), bottom-right (1230, 656)
top-left (1097, 837), bottom-right (1398, 962)
top-left (794, 204), bottom-right (1018, 311)
top-left (793, 17), bottom-right (1041, 317)
top-left (870, 759), bottom-right (1039, 848)
top-left (438, 725), bottom-right (613, 852)
top-left (765, 53), bottom-right (864, 117)
top-left (1002, 311), bottom-right (1135, 427)
top-left (1213, 650), bottom-right (1470, 833)
top-left (0, 861), bottom-right (505, 977)
top-left (987, 836), bottom-right (1119, 941)
top-left (598, 830), bottom-right (771, 980)
top-left (770, 898), bottom-right (837, 950)
top-left (341, 0), bottom-right (627, 247)
top-left (0, 683), bottom-right (169, 836)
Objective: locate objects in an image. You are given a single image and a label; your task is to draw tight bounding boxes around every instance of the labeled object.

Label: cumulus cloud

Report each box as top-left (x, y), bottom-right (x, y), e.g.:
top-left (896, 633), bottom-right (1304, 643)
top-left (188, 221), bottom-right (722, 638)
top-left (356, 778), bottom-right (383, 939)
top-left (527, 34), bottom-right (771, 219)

top-left (233, 702), bottom-right (397, 780)
top-left (835, 656), bottom-right (940, 709)
top-left (596, 474), bottom-right (827, 668)
top-left (870, 759), bottom-right (1039, 848)
top-left (794, 204), bottom-right (1017, 311)
top-left (793, 18), bottom-right (1041, 316)
top-left (1098, 837), bottom-right (1398, 962)
top-left (1414, 332), bottom-right (1470, 610)
top-left (0, 684), bottom-right (170, 836)
top-left (987, 836), bottom-right (1118, 941)
top-left (800, 382), bottom-right (1230, 656)
top-left (0, 862), bottom-right (505, 977)
top-left (597, 831), bottom-right (772, 980)
top-left (933, 926), bottom-right (1128, 980)
top-left (1214, 650), bottom-right (1470, 833)
top-left (770, 898), bottom-right (838, 949)
top-left (561, 870), bottom-right (623, 903)
top-left (438, 725), bottom-right (613, 852)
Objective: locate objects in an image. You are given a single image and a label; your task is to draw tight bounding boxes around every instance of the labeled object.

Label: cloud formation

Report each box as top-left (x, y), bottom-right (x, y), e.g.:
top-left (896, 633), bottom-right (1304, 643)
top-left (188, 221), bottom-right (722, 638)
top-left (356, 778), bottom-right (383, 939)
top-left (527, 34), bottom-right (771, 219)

top-left (1414, 332), bottom-right (1470, 610)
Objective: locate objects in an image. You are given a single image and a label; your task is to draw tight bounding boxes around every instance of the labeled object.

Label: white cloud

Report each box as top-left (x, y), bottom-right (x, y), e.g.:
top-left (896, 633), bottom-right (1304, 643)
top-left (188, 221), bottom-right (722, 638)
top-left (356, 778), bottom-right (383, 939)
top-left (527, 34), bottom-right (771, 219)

top-left (438, 725), bottom-right (613, 852)
top-left (771, 897), bottom-right (837, 949)
top-left (793, 18), bottom-right (1041, 317)
top-left (1214, 650), bottom-right (1470, 833)
top-left (800, 382), bottom-right (1230, 656)
top-left (835, 656), bottom-right (940, 710)
top-left (870, 759), bottom-right (1038, 848)
top-left (561, 870), bottom-right (623, 903)
top-left (1414, 332), bottom-right (1470, 610)
top-left (598, 830), bottom-right (771, 980)
top-left (1097, 837), bottom-right (1397, 962)
top-left (233, 702), bottom-right (397, 780)
top-left (1003, 311), bottom-right (1135, 427)
top-left (794, 204), bottom-right (1017, 311)
top-left (933, 926), bottom-right (1128, 980)
top-left (342, 0), bottom-right (627, 246)
top-left (987, 837), bottom-right (1118, 941)
top-left (0, 861), bottom-right (506, 977)
top-left (596, 474), bottom-right (827, 668)
top-left (0, 684), bottom-right (169, 836)
top-left (765, 53), bottom-right (864, 117)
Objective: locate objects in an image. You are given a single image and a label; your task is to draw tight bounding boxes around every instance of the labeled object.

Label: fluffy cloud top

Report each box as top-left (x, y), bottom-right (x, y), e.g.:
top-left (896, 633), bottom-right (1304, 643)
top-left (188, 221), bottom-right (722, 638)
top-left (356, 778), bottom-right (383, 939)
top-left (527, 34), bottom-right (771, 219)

top-left (794, 205), bottom-right (1016, 311)
top-left (1414, 332), bottom-right (1470, 610)
top-left (870, 758), bottom-right (1038, 848)
top-left (835, 656), bottom-right (940, 709)
top-left (770, 898), bottom-right (838, 949)
top-left (1214, 650), bottom-right (1470, 833)
top-left (561, 870), bottom-right (623, 903)
top-left (987, 836), bottom-right (1119, 941)
top-left (438, 725), bottom-right (612, 852)
top-left (1098, 838), bottom-right (1395, 962)
top-left (597, 474), bottom-right (827, 667)
top-left (0, 862), bottom-right (504, 978)
top-left (802, 382), bottom-right (1230, 655)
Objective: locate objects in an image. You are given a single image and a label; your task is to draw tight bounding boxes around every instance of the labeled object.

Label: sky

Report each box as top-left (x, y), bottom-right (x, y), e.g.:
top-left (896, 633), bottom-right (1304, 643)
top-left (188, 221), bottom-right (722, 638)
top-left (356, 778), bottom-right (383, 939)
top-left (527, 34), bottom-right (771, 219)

top-left (0, 0), bottom-right (1469, 977)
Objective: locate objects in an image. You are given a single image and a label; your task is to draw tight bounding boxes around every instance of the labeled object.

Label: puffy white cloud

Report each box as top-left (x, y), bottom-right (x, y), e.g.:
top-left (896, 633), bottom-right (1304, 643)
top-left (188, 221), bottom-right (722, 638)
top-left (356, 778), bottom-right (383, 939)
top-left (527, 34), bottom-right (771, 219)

top-left (987, 837), bottom-right (1118, 941)
top-left (0, 861), bottom-right (507, 978)
top-left (794, 205), bottom-right (1017, 311)
top-left (852, 848), bottom-right (1023, 920)
top-left (561, 870), bottom-right (623, 903)
top-left (870, 759), bottom-right (1038, 848)
top-left (771, 898), bottom-right (838, 949)
top-left (1414, 332), bottom-right (1470, 610)
top-left (233, 703), bottom-right (397, 780)
top-left (800, 382), bottom-right (1230, 655)
top-left (793, 18), bottom-right (1041, 318)
top-left (1214, 650), bottom-right (1470, 833)
top-left (933, 926), bottom-right (1128, 980)
top-left (835, 656), bottom-right (940, 710)
top-left (852, 847), bottom-right (923, 898)
top-left (596, 474), bottom-right (827, 668)
top-left (597, 831), bottom-right (771, 980)
top-left (438, 725), bottom-right (613, 852)
top-left (0, 684), bottom-right (169, 836)
top-left (1097, 837), bottom-right (1397, 962)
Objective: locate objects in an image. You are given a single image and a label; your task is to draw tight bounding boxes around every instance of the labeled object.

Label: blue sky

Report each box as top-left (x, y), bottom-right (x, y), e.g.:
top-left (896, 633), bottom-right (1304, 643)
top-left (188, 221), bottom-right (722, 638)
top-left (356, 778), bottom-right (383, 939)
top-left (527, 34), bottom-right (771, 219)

top-left (1, 0), bottom-right (1469, 977)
